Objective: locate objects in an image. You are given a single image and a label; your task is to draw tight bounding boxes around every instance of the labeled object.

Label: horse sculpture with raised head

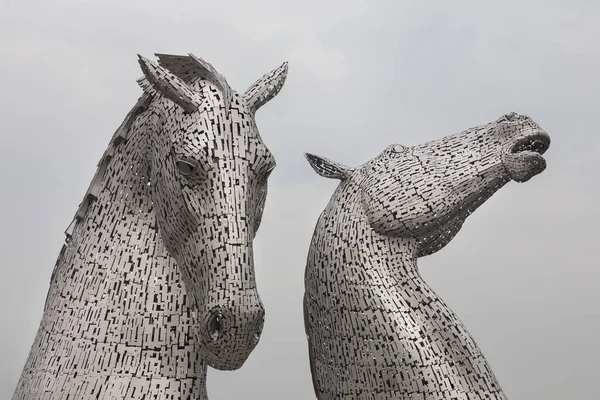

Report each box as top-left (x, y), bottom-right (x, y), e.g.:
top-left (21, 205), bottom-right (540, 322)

top-left (303, 112), bottom-right (550, 399)
top-left (13, 53), bottom-right (288, 399)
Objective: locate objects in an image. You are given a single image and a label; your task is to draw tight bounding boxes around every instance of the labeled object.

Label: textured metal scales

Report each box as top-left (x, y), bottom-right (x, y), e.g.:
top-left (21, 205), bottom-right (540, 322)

top-left (12, 53), bottom-right (288, 399)
top-left (303, 113), bottom-right (551, 399)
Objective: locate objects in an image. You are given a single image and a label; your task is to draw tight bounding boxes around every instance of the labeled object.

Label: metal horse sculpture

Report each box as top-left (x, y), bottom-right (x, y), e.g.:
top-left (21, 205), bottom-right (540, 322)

top-left (13, 53), bottom-right (288, 399)
top-left (304, 113), bottom-right (550, 399)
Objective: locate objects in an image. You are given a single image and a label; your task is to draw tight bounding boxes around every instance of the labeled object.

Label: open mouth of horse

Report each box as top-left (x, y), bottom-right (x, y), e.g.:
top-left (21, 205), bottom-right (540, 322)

top-left (503, 133), bottom-right (551, 182)
top-left (510, 134), bottom-right (550, 156)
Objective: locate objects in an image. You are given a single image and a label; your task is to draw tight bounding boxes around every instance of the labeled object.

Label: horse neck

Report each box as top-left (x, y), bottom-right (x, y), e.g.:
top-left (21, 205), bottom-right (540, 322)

top-left (36, 115), bottom-right (209, 393)
top-left (313, 180), bottom-right (421, 283)
top-left (306, 179), bottom-right (506, 398)
top-left (66, 127), bottom-right (159, 271)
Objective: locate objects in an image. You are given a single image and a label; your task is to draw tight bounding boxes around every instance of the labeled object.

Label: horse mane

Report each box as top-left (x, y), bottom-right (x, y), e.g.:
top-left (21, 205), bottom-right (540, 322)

top-left (138, 53), bottom-right (233, 110)
top-left (64, 53), bottom-right (231, 240)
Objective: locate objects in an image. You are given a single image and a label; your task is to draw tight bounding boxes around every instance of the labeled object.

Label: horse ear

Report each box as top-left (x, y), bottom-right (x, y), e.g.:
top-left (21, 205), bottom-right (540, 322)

top-left (137, 54), bottom-right (201, 113)
top-left (305, 153), bottom-right (353, 180)
top-left (243, 61), bottom-right (288, 113)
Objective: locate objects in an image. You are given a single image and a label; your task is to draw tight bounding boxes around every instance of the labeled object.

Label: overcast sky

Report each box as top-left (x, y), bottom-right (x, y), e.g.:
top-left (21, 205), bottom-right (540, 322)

top-left (0, 0), bottom-right (598, 399)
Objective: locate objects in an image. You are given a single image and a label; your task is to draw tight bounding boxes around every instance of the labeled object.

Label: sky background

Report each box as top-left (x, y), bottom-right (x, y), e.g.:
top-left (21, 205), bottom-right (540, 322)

top-left (0, 0), bottom-right (598, 399)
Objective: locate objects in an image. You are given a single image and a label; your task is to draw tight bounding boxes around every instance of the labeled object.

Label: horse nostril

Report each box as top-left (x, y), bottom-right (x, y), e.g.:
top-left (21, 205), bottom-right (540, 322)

top-left (254, 327), bottom-right (262, 342)
top-left (208, 312), bottom-right (224, 341)
top-left (253, 316), bottom-right (265, 342)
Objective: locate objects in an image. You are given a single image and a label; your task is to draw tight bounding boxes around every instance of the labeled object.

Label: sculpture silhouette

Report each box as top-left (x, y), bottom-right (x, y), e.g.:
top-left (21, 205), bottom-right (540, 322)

top-left (303, 112), bottom-right (550, 399)
top-left (13, 53), bottom-right (287, 399)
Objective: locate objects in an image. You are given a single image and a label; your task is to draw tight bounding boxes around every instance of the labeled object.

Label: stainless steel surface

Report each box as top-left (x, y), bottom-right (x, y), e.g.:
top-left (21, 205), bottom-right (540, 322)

top-left (12, 53), bottom-right (288, 400)
top-left (303, 113), bottom-right (551, 399)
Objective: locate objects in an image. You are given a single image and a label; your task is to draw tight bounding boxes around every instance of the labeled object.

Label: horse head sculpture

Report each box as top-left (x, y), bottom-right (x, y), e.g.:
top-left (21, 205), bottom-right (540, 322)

top-left (304, 113), bottom-right (550, 399)
top-left (138, 54), bottom-right (286, 369)
top-left (13, 53), bottom-right (287, 400)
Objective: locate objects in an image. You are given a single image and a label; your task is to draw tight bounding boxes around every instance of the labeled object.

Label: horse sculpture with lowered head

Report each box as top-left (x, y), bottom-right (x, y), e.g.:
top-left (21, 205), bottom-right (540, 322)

top-left (13, 53), bottom-right (287, 399)
top-left (304, 112), bottom-right (550, 399)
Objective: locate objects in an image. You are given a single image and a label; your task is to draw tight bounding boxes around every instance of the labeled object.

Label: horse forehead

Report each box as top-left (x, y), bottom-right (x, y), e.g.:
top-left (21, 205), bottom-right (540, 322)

top-left (167, 79), bottom-right (271, 156)
top-left (174, 129), bottom-right (272, 161)
top-left (195, 79), bottom-right (248, 111)
top-left (173, 123), bottom-right (273, 167)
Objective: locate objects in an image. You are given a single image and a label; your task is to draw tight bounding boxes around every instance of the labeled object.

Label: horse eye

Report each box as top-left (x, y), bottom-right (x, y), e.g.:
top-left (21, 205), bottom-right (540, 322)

top-left (391, 144), bottom-right (407, 153)
top-left (176, 160), bottom-right (195, 175)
